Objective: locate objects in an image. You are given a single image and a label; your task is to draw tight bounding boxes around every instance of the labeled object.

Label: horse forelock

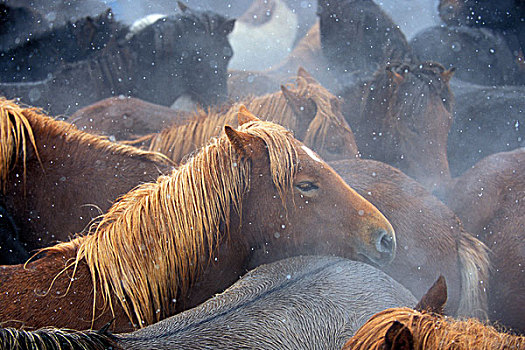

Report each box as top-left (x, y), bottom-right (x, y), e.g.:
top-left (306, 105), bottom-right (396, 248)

top-left (346, 307), bottom-right (525, 350)
top-left (72, 120), bottom-right (298, 328)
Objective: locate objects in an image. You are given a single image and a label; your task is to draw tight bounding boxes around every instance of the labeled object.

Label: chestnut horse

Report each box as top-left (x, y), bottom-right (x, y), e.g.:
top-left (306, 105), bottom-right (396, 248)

top-left (441, 148), bottom-right (525, 333)
top-left (343, 307), bottom-right (525, 349)
top-left (0, 107), bottom-right (395, 332)
top-left (0, 256), bottom-right (417, 349)
top-left (329, 158), bottom-right (490, 319)
top-left (0, 99), bottom-right (173, 263)
top-left (340, 61), bottom-right (456, 193)
top-left (146, 68), bottom-right (358, 163)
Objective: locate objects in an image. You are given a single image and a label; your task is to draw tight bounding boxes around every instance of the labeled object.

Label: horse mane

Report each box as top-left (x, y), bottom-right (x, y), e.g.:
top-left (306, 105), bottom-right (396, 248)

top-left (345, 307), bottom-right (525, 349)
top-left (46, 118), bottom-right (298, 328)
top-left (148, 75), bottom-right (352, 162)
top-left (0, 327), bottom-right (117, 350)
top-left (0, 98), bottom-right (172, 192)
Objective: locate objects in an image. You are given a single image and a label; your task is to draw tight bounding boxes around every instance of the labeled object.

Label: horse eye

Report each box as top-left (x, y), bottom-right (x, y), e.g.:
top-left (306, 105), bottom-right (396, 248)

top-left (295, 181), bottom-right (319, 193)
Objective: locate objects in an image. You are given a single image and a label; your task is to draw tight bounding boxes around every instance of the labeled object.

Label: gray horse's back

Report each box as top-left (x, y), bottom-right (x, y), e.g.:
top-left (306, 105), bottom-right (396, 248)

top-left (117, 256), bottom-right (417, 349)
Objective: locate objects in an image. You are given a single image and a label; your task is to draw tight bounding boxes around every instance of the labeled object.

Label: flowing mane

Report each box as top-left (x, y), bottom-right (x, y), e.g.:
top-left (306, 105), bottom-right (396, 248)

top-left (0, 98), bottom-right (171, 192)
top-left (45, 118), bottom-right (299, 327)
top-left (344, 307), bottom-right (525, 349)
top-left (148, 73), bottom-right (356, 162)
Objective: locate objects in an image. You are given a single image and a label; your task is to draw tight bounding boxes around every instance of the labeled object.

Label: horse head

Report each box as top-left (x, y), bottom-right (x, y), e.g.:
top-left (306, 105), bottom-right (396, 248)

top-left (232, 106), bottom-right (395, 268)
top-left (277, 68), bottom-right (359, 162)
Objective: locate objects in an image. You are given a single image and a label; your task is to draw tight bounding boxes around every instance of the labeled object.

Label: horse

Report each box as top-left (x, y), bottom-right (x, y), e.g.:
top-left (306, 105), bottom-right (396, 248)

top-left (447, 82), bottom-right (525, 177)
top-left (0, 98), bottom-right (174, 264)
top-left (0, 3), bottom-right (50, 52)
top-left (0, 256), bottom-right (418, 349)
top-left (317, 0), bottom-right (414, 85)
top-left (439, 0), bottom-right (525, 73)
top-left (145, 68), bottom-right (358, 163)
top-left (339, 61), bottom-right (456, 193)
top-left (0, 3), bottom-right (235, 115)
top-left (0, 107), bottom-right (395, 332)
top-left (342, 307), bottom-right (525, 349)
top-left (440, 148), bottom-right (525, 333)
top-left (68, 97), bottom-right (198, 141)
top-left (0, 9), bottom-right (118, 83)
top-left (329, 158), bottom-right (490, 319)
top-left (411, 25), bottom-right (524, 86)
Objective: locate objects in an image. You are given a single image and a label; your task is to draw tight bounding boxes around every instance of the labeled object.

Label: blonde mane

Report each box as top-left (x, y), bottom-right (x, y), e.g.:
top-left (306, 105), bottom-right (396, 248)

top-left (148, 76), bottom-right (353, 163)
top-left (47, 118), bottom-right (299, 328)
top-left (346, 307), bottom-right (525, 350)
top-left (0, 98), bottom-right (172, 191)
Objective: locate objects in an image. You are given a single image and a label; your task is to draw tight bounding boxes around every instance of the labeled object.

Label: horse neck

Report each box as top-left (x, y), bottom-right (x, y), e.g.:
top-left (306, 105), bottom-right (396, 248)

top-left (149, 111), bottom-right (236, 163)
top-left (76, 138), bottom-right (251, 327)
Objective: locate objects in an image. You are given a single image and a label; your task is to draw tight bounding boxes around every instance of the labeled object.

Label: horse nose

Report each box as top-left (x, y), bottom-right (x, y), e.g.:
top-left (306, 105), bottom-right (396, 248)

top-left (372, 228), bottom-right (396, 265)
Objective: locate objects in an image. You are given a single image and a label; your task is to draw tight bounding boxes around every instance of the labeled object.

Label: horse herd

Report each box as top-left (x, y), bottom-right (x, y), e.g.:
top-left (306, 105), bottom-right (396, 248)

top-left (0, 0), bottom-right (524, 349)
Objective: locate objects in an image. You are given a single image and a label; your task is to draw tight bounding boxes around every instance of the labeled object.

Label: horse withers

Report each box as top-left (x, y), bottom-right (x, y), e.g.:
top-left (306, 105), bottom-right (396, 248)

top-left (0, 106), bottom-right (395, 332)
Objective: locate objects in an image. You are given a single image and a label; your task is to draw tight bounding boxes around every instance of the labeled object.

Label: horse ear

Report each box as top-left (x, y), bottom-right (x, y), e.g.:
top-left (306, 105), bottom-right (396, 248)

top-left (297, 67), bottom-right (319, 85)
top-left (441, 67), bottom-right (456, 83)
top-left (238, 105), bottom-right (260, 126)
top-left (386, 67), bottom-right (404, 85)
top-left (383, 321), bottom-right (414, 350)
top-left (220, 19), bottom-right (236, 35)
top-left (225, 125), bottom-right (257, 157)
top-left (177, 1), bottom-right (189, 12)
top-left (415, 275), bottom-right (447, 314)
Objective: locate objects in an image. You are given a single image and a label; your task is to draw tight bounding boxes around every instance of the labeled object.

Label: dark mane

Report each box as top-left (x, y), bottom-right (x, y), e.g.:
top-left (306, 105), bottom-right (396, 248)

top-left (0, 328), bottom-right (117, 350)
top-left (0, 9), bottom-right (125, 83)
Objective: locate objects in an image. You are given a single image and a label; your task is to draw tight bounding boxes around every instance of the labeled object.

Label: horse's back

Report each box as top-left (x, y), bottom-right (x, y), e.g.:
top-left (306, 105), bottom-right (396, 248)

top-left (116, 256), bottom-right (417, 349)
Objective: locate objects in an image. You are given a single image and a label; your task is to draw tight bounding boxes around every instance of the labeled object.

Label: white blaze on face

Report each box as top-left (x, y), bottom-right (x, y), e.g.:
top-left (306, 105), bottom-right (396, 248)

top-left (301, 146), bottom-right (323, 163)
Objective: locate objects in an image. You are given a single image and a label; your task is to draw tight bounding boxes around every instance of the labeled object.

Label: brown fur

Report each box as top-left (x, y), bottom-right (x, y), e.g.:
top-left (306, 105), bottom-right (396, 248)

top-left (69, 97), bottom-right (198, 141)
top-left (342, 307), bottom-right (525, 349)
top-left (149, 70), bottom-right (358, 163)
top-left (0, 109), bottom-right (394, 332)
top-left (0, 98), bottom-right (173, 253)
top-left (341, 61), bottom-right (455, 192)
top-left (441, 148), bottom-right (525, 332)
top-left (329, 158), bottom-right (490, 318)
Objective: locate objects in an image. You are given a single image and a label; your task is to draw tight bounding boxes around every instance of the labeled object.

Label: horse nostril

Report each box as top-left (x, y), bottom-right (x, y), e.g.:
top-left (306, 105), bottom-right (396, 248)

top-left (374, 229), bottom-right (394, 254)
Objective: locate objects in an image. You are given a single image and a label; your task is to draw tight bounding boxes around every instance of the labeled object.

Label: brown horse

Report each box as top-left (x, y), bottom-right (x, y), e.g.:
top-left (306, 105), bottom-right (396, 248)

top-left (340, 61), bottom-right (456, 193)
top-left (68, 97), bottom-right (198, 141)
top-left (441, 148), bottom-right (525, 333)
top-left (342, 307), bottom-right (525, 349)
top-left (0, 99), bottom-right (174, 263)
top-left (147, 68), bottom-right (358, 163)
top-left (0, 107), bottom-right (395, 332)
top-left (329, 158), bottom-right (490, 319)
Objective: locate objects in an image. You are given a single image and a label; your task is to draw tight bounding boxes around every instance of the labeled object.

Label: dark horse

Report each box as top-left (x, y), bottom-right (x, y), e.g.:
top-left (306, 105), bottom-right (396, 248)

top-left (0, 256), bottom-right (417, 349)
top-left (0, 107), bottom-right (395, 332)
top-left (0, 3), bottom-right (235, 115)
top-left (340, 61), bottom-right (456, 193)
top-left (317, 0), bottom-right (414, 84)
top-left (0, 99), bottom-right (174, 264)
